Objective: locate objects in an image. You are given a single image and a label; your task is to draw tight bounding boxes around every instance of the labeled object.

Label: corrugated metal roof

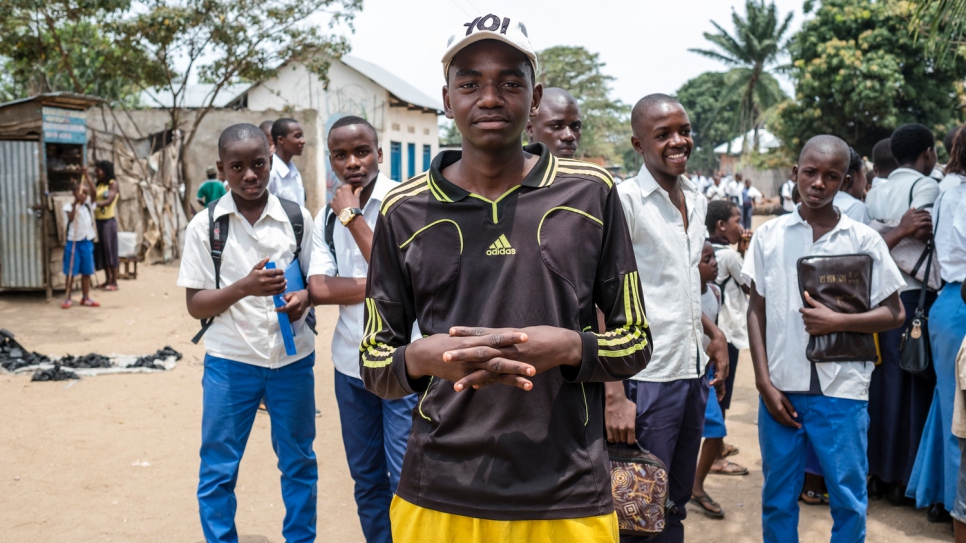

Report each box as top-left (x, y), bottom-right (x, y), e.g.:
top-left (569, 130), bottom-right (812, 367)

top-left (714, 128), bottom-right (782, 155)
top-left (0, 92), bottom-right (102, 112)
top-left (340, 55), bottom-right (443, 113)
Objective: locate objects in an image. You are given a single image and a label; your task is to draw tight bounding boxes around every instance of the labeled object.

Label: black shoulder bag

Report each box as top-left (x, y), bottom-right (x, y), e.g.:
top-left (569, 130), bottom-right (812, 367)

top-left (899, 191), bottom-right (944, 376)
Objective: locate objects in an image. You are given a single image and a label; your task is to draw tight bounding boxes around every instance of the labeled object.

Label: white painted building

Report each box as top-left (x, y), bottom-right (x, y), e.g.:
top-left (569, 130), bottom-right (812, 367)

top-left (229, 55), bottom-right (443, 205)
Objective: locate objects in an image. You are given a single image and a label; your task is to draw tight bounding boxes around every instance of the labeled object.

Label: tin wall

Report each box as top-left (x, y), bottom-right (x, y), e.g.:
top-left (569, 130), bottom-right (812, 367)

top-left (0, 140), bottom-right (44, 288)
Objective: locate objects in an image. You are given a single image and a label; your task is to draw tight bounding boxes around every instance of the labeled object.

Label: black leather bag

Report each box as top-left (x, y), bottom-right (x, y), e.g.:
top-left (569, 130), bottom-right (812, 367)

top-left (797, 254), bottom-right (877, 363)
top-left (899, 239), bottom-right (935, 376)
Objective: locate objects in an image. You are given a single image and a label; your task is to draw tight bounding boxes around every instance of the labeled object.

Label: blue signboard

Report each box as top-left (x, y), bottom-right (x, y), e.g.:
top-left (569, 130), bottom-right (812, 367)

top-left (41, 107), bottom-right (87, 144)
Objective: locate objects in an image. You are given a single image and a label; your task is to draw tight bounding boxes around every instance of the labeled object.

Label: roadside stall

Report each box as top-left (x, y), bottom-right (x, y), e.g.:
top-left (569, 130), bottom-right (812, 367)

top-left (0, 93), bottom-right (102, 298)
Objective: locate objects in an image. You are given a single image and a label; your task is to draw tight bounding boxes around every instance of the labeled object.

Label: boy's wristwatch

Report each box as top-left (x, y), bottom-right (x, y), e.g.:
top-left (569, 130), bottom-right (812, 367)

top-left (338, 207), bottom-right (363, 226)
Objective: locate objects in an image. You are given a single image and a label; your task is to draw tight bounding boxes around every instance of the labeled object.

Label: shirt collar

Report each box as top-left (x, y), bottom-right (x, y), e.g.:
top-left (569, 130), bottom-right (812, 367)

top-left (272, 154), bottom-right (293, 177)
top-left (213, 192), bottom-right (289, 224)
top-left (788, 203), bottom-right (852, 234)
top-left (632, 164), bottom-right (697, 198)
top-left (888, 167), bottom-right (923, 180)
top-left (426, 142), bottom-right (558, 203)
top-left (366, 173), bottom-right (396, 209)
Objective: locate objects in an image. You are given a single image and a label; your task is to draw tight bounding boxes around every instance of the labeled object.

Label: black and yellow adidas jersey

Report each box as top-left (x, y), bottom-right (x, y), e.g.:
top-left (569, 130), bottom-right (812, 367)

top-left (361, 143), bottom-right (651, 521)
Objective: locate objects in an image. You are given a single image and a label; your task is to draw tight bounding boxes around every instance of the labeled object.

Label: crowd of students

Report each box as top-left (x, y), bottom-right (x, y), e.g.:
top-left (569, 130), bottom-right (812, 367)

top-left (174, 13), bottom-right (966, 543)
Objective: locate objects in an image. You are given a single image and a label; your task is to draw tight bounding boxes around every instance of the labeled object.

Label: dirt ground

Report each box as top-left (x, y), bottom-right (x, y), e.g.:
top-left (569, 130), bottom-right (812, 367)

top-left (0, 260), bottom-right (955, 542)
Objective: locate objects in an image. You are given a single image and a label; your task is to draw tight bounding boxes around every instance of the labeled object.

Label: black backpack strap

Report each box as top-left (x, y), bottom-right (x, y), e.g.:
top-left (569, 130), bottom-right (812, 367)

top-left (711, 243), bottom-right (733, 304)
top-left (324, 204), bottom-right (337, 265)
top-left (909, 176), bottom-right (926, 209)
top-left (277, 197), bottom-right (304, 260)
top-left (191, 199), bottom-right (230, 344)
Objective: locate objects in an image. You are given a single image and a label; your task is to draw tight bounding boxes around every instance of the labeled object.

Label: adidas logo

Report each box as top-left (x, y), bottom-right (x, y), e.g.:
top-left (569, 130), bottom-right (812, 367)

top-left (486, 234), bottom-right (516, 256)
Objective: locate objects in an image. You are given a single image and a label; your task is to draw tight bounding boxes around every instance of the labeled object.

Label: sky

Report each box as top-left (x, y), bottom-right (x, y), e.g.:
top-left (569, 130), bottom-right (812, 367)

top-left (334, 0), bottom-right (807, 108)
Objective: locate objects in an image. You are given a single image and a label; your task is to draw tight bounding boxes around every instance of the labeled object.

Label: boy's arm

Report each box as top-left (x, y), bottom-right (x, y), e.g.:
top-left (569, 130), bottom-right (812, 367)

top-left (748, 282), bottom-right (800, 429)
top-left (330, 184), bottom-right (374, 264)
top-left (307, 207), bottom-right (366, 305)
top-left (799, 291), bottom-right (904, 335)
top-left (185, 257), bottom-right (285, 320)
top-left (702, 313), bottom-right (729, 386)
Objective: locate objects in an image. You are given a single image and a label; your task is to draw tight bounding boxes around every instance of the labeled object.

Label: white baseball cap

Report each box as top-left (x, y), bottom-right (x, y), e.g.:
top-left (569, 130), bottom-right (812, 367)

top-left (442, 14), bottom-right (538, 79)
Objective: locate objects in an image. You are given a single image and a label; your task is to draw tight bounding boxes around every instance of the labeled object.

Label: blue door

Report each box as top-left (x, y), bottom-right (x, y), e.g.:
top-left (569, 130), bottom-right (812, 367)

top-left (390, 141), bottom-right (401, 181)
top-left (407, 143), bottom-right (416, 178)
top-left (423, 144), bottom-right (432, 171)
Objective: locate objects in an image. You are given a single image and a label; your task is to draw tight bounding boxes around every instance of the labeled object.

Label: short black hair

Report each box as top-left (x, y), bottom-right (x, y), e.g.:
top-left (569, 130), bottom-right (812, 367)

top-left (945, 125), bottom-right (962, 157)
top-left (872, 138), bottom-right (897, 173)
top-left (631, 94), bottom-right (683, 128)
top-left (218, 123), bottom-right (270, 156)
top-left (271, 118), bottom-right (301, 144)
top-left (845, 147), bottom-right (863, 189)
top-left (800, 134), bottom-right (850, 170)
top-left (329, 115), bottom-right (378, 146)
top-left (890, 123), bottom-right (935, 165)
top-left (705, 199), bottom-right (739, 233)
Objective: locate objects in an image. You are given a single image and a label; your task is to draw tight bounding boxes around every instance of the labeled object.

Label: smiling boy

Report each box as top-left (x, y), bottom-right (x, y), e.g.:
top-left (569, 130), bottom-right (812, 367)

top-left (360, 15), bottom-right (651, 543)
top-left (614, 94), bottom-right (729, 543)
top-left (178, 124), bottom-right (317, 542)
top-left (525, 87), bottom-right (581, 158)
top-left (743, 135), bottom-right (905, 543)
top-left (307, 116), bottom-right (414, 543)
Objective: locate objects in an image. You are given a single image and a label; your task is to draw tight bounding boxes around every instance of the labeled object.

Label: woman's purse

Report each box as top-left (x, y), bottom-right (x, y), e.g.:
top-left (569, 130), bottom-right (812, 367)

top-left (609, 442), bottom-right (675, 537)
top-left (899, 253), bottom-right (932, 376)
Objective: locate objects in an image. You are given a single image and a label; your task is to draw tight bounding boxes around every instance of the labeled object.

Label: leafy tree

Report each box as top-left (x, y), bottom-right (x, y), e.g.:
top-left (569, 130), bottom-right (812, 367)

top-left (119, 0), bottom-right (361, 210)
top-left (536, 46), bottom-right (631, 167)
top-left (0, 1), bottom-right (160, 104)
top-left (675, 71), bottom-right (741, 172)
top-left (909, 0), bottom-right (966, 66)
top-left (774, 0), bottom-right (965, 157)
top-left (439, 120), bottom-right (462, 146)
top-left (690, 0), bottom-right (793, 149)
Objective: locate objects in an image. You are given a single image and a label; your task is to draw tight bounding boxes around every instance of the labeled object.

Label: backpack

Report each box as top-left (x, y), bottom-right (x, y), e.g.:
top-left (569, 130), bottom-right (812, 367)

top-left (190, 195), bottom-right (315, 344)
top-left (710, 243), bottom-right (735, 304)
top-left (322, 204), bottom-right (338, 265)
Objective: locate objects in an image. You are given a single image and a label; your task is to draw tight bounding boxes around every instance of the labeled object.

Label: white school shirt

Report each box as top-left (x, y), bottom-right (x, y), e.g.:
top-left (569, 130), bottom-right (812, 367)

top-left (833, 191), bottom-right (871, 225)
top-left (268, 155), bottom-right (306, 206)
top-left (701, 285), bottom-right (720, 352)
top-left (177, 194), bottom-right (315, 368)
top-left (744, 185), bottom-right (763, 204)
top-left (618, 166), bottom-right (709, 382)
top-left (939, 172), bottom-right (965, 193)
top-left (740, 208), bottom-right (905, 401)
top-left (866, 167), bottom-right (941, 291)
top-left (705, 183), bottom-right (728, 201)
top-left (62, 198), bottom-right (96, 241)
top-left (933, 184), bottom-right (966, 283)
top-left (713, 245), bottom-right (749, 350)
top-left (307, 174), bottom-right (398, 379)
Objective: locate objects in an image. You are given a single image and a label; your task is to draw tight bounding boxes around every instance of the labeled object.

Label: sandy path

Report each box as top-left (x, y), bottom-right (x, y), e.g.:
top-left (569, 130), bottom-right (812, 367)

top-left (0, 260), bottom-right (953, 542)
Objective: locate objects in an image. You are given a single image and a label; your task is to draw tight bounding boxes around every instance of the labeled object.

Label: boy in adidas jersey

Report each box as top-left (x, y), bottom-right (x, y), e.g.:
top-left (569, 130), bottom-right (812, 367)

top-left (361, 15), bottom-right (651, 543)
top-left (307, 116), bottom-right (413, 543)
top-left (178, 123), bottom-right (317, 543)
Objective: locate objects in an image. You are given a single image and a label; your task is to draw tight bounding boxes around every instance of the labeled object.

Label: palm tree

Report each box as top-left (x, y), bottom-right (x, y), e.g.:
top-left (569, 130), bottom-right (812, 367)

top-left (911, 0), bottom-right (966, 66)
top-left (690, 0), bottom-right (793, 151)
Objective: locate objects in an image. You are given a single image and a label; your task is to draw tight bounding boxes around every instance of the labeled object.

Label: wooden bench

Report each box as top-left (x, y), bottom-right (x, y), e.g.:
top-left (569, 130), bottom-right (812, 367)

top-left (119, 257), bottom-right (138, 280)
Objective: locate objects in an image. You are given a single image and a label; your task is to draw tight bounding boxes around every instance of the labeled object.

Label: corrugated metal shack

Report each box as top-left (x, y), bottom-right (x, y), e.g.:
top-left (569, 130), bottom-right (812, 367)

top-left (0, 94), bottom-right (187, 297)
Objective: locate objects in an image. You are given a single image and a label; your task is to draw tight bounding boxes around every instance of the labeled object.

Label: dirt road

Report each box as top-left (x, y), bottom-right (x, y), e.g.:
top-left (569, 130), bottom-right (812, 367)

top-left (0, 262), bottom-right (953, 542)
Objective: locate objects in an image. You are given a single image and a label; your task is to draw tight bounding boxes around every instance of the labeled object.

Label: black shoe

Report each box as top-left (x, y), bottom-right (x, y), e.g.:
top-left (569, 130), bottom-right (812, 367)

top-left (928, 503), bottom-right (952, 523)
top-left (887, 484), bottom-right (908, 506)
top-left (868, 476), bottom-right (886, 501)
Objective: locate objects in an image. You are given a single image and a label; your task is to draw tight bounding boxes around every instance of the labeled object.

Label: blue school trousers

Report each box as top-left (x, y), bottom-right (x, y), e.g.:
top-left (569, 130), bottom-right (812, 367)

top-left (759, 393), bottom-right (868, 543)
top-left (334, 370), bottom-right (416, 543)
top-left (198, 353), bottom-right (318, 543)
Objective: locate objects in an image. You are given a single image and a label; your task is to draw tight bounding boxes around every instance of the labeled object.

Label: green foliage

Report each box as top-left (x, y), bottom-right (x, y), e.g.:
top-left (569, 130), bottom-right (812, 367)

top-left (690, 0), bottom-right (793, 140)
top-left (536, 45), bottom-right (631, 167)
top-left (439, 120), bottom-right (462, 146)
top-left (775, 0), bottom-right (965, 157)
top-left (910, 0), bottom-right (966, 67)
top-left (0, 1), bottom-right (161, 104)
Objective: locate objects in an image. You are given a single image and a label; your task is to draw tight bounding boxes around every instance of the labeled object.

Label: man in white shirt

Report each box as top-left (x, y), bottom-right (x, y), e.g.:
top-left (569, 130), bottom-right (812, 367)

top-left (614, 94), bottom-right (728, 543)
top-left (864, 125), bottom-right (943, 499)
top-left (705, 173), bottom-right (728, 201)
top-left (739, 175), bottom-right (762, 229)
top-left (268, 118), bottom-right (307, 206)
top-left (307, 116), bottom-right (415, 543)
top-left (780, 178), bottom-right (796, 214)
top-left (743, 135), bottom-right (905, 543)
top-left (178, 124), bottom-right (317, 543)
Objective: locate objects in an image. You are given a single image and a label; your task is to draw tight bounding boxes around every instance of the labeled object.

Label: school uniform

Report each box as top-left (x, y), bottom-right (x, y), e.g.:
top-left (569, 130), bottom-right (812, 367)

top-left (741, 184), bottom-right (762, 229)
top-left (741, 207), bottom-right (904, 543)
top-left (178, 193), bottom-right (317, 543)
top-left (705, 183), bottom-right (728, 201)
top-left (268, 155), bottom-right (306, 206)
top-left (781, 180), bottom-right (796, 214)
top-left (710, 240), bottom-right (747, 411)
top-left (307, 174), bottom-right (416, 543)
top-left (906, 184), bottom-right (966, 510)
top-left (940, 172), bottom-right (965, 193)
top-left (701, 286), bottom-right (726, 439)
top-left (865, 167), bottom-right (941, 489)
top-left (618, 166), bottom-right (709, 543)
top-left (62, 198), bottom-right (97, 277)
top-left (833, 191), bottom-right (871, 225)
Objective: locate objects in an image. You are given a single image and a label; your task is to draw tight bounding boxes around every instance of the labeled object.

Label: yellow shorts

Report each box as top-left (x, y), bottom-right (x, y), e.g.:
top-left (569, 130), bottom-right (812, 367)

top-left (389, 495), bottom-right (619, 543)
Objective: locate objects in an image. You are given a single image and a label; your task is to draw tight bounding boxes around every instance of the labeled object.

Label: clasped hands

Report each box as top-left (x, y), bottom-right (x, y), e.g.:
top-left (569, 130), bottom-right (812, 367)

top-left (405, 326), bottom-right (583, 392)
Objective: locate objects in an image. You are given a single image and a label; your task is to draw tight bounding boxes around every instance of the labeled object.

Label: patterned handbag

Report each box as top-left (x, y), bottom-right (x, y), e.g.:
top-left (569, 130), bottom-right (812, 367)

top-left (609, 442), bottom-right (675, 537)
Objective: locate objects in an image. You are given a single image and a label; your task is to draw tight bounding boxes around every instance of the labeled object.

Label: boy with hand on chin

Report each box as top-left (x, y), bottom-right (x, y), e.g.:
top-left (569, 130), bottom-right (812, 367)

top-left (362, 15), bottom-right (651, 543)
top-left (308, 116), bottom-right (415, 543)
top-left (178, 124), bottom-right (317, 543)
top-left (743, 135), bottom-right (905, 543)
